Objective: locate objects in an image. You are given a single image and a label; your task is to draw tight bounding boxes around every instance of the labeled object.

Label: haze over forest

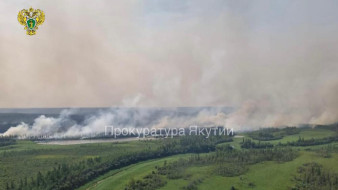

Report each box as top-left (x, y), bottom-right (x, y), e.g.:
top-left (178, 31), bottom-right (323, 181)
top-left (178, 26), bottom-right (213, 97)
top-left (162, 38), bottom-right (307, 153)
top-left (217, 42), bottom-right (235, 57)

top-left (1, 0), bottom-right (338, 131)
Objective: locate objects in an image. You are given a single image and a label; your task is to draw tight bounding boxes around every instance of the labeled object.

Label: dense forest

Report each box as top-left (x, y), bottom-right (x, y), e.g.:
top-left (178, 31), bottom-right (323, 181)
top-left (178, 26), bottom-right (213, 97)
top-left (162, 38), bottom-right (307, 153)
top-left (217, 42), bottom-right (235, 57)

top-left (0, 137), bottom-right (16, 147)
top-left (7, 136), bottom-right (232, 190)
top-left (248, 127), bottom-right (300, 141)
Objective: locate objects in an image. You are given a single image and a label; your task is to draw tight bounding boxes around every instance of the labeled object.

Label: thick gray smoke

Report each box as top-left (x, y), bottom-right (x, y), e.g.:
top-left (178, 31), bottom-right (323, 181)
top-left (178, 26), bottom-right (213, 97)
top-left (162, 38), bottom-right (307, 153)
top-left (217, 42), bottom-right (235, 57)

top-left (1, 1), bottom-right (338, 130)
top-left (2, 107), bottom-right (232, 137)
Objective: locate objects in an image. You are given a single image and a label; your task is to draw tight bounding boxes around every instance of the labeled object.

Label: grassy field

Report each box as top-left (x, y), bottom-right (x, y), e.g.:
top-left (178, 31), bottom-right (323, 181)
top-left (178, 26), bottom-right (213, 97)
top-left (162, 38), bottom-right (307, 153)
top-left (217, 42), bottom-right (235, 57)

top-left (78, 154), bottom-right (195, 190)
top-left (1, 126), bottom-right (337, 190)
top-left (112, 151), bottom-right (336, 190)
top-left (80, 126), bottom-right (338, 190)
top-left (198, 151), bottom-right (338, 190)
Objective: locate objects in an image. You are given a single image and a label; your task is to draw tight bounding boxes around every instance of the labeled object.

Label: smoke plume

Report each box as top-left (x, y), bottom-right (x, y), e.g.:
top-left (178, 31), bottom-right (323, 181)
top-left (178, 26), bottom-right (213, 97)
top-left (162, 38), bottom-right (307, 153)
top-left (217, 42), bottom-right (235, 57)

top-left (2, 107), bottom-right (232, 137)
top-left (0, 1), bottom-right (338, 131)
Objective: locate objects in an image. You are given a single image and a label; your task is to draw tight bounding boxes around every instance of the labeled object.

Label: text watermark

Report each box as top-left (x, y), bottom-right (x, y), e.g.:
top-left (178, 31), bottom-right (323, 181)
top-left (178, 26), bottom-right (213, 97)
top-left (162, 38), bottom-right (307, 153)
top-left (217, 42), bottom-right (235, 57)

top-left (104, 125), bottom-right (234, 138)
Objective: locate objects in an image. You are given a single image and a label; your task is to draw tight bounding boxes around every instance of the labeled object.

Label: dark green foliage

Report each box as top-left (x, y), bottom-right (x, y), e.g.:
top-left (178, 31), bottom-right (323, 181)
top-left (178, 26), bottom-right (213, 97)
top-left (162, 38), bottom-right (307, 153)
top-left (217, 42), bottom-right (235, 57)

top-left (285, 136), bottom-right (338, 146)
top-left (248, 127), bottom-right (300, 141)
top-left (0, 137), bottom-right (16, 147)
top-left (216, 163), bottom-right (247, 177)
top-left (15, 136), bottom-right (231, 190)
top-left (125, 174), bottom-right (166, 190)
top-left (292, 162), bottom-right (338, 190)
top-left (314, 123), bottom-right (338, 132)
top-left (181, 178), bottom-right (203, 190)
top-left (316, 144), bottom-right (336, 158)
top-left (125, 147), bottom-right (297, 190)
top-left (248, 182), bottom-right (255, 188)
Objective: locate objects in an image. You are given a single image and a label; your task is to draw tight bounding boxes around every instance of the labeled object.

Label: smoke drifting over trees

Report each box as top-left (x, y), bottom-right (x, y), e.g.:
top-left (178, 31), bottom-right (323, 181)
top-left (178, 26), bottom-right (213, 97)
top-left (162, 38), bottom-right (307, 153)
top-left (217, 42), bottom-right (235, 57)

top-left (0, 1), bottom-right (338, 130)
top-left (2, 107), bottom-right (232, 137)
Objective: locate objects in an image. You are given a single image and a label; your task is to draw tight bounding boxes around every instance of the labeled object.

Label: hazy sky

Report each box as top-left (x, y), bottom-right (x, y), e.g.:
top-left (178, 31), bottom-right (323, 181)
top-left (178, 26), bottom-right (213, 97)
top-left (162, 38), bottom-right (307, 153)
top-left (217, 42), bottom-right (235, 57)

top-left (1, 0), bottom-right (338, 126)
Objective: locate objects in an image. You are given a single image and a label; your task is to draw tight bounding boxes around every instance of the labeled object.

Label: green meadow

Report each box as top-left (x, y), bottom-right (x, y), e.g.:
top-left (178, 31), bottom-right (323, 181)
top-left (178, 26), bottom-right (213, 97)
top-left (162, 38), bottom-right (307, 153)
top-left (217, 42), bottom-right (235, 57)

top-left (82, 150), bottom-right (338, 190)
top-left (0, 125), bottom-right (337, 190)
top-left (79, 126), bottom-right (338, 190)
top-left (78, 154), bottom-right (195, 190)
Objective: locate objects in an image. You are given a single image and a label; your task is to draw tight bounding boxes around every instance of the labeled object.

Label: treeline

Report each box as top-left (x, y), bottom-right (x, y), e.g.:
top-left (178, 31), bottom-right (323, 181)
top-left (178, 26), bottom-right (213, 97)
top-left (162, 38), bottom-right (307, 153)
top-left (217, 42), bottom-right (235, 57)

top-left (292, 162), bottom-right (338, 190)
top-left (248, 124), bottom-right (338, 142)
top-left (213, 145), bottom-right (297, 164)
top-left (248, 127), bottom-right (300, 141)
top-left (241, 136), bottom-right (338, 149)
top-left (125, 146), bottom-right (297, 190)
top-left (0, 136), bottom-right (16, 147)
top-left (6, 158), bottom-right (102, 190)
top-left (241, 139), bottom-right (274, 149)
top-left (283, 136), bottom-right (338, 147)
top-left (10, 136), bottom-right (232, 190)
top-left (314, 123), bottom-right (338, 132)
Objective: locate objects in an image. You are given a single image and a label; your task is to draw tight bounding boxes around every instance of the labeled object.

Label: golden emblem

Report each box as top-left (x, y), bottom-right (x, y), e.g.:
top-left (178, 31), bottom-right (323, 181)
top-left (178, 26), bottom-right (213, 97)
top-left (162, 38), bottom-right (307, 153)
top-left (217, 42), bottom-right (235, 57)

top-left (18, 7), bottom-right (45, 35)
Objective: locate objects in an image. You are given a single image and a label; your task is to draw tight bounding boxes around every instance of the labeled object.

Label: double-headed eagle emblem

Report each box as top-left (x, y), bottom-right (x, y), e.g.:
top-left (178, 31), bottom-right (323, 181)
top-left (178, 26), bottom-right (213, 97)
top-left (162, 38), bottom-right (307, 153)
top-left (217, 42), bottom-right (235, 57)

top-left (18, 7), bottom-right (45, 35)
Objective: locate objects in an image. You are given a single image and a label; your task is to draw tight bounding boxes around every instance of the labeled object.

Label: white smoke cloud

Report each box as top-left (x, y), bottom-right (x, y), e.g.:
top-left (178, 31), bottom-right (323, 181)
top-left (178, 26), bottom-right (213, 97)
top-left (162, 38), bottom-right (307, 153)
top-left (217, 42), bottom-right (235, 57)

top-left (0, 1), bottom-right (338, 130)
top-left (4, 109), bottom-right (74, 137)
top-left (2, 107), bottom-right (232, 137)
